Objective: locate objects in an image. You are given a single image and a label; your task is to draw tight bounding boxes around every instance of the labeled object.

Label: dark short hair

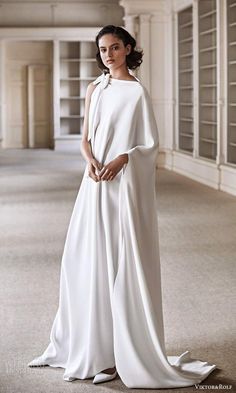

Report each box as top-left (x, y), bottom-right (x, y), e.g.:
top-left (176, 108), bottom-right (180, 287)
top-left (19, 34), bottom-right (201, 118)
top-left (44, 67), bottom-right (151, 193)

top-left (95, 25), bottom-right (143, 72)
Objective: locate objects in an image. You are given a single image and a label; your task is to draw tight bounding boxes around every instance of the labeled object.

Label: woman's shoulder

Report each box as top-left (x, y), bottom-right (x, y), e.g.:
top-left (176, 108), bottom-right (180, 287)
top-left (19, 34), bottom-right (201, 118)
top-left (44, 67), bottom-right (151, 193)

top-left (85, 82), bottom-right (97, 100)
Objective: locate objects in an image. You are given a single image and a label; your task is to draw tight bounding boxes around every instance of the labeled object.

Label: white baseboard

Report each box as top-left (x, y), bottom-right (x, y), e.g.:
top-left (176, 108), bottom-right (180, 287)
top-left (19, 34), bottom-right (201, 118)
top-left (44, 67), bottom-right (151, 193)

top-left (158, 149), bottom-right (236, 197)
top-left (54, 136), bottom-right (81, 152)
top-left (220, 165), bottom-right (236, 196)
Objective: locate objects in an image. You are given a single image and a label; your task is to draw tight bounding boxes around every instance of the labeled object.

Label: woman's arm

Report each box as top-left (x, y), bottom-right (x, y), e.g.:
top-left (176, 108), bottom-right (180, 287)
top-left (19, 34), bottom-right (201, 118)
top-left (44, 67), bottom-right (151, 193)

top-left (80, 82), bottom-right (96, 163)
top-left (80, 82), bottom-right (103, 182)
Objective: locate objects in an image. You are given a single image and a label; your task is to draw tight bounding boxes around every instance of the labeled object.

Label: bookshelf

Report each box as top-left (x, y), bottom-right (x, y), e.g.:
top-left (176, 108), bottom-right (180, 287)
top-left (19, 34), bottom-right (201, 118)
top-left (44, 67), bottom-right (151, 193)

top-left (227, 0), bottom-right (236, 164)
top-left (198, 0), bottom-right (217, 160)
top-left (177, 6), bottom-right (194, 153)
top-left (59, 41), bottom-right (100, 136)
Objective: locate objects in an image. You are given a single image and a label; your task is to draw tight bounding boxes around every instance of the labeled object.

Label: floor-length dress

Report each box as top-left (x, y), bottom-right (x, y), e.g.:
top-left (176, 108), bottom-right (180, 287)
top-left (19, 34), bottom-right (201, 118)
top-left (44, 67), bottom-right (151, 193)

top-left (29, 72), bottom-right (217, 388)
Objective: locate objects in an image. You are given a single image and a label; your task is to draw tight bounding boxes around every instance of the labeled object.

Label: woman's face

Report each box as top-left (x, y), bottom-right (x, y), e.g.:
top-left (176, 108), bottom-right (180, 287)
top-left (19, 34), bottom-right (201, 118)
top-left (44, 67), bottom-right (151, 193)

top-left (98, 34), bottom-right (131, 71)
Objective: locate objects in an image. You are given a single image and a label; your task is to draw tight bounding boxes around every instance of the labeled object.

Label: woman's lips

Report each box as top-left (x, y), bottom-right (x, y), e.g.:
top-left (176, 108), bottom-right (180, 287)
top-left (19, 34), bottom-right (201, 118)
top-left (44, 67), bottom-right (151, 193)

top-left (107, 60), bottom-right (114, 64)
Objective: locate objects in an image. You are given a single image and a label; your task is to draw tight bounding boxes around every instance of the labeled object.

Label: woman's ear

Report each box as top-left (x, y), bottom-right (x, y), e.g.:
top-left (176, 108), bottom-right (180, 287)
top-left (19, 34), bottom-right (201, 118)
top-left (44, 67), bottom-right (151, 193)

top-left (126, 44), bottom-right (132, 56)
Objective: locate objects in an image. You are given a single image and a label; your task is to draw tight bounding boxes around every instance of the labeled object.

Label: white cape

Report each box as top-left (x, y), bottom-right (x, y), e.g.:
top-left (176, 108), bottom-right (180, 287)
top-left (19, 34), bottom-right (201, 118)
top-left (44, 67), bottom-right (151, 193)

top-left (30, 73), bottom-right (216, 388)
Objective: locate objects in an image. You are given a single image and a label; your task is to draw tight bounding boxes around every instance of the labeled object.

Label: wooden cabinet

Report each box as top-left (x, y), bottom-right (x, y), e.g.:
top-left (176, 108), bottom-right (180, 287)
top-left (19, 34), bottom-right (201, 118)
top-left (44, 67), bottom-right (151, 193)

top-left (177, 1), bottom-right (218, 160)
top-left (175, 1), bottom-right (236, 194)
top-left (59, 41), bottom-right (100, 136)
top-left (178, 6), bottom-right (194, 153)
top-left (52, 31), bottom-right (101, 150)
top-left (198, 0), bottom-right (217, 160)
top-left (177, 0), bottom-right (236, 167)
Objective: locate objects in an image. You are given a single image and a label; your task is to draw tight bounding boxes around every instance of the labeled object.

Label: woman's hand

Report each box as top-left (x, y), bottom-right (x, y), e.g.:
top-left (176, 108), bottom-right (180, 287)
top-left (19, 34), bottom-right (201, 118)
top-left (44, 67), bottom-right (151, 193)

top-left (87, 158), bottom-right (103, 182)
top-left (98, 154), bottom-right (128, 181)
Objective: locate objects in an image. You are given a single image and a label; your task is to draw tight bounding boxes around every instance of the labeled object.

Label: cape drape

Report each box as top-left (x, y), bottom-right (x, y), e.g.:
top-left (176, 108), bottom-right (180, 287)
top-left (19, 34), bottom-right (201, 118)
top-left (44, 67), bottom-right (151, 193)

top-left (29, 72), bottom-right (216, 388)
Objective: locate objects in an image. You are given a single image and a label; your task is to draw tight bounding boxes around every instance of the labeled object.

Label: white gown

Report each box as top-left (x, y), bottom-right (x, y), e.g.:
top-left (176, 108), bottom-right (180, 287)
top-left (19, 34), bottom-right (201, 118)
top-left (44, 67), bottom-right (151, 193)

top-left (30, 73), bottom-right (217, 388)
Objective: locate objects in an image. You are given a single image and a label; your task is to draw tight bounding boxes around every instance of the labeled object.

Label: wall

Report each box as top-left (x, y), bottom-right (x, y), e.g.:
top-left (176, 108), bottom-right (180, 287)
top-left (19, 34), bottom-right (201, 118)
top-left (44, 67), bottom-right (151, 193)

top-left (0, 0), bottom-right (124, 27)
top-left (4, 41), bottom-right (52, 148)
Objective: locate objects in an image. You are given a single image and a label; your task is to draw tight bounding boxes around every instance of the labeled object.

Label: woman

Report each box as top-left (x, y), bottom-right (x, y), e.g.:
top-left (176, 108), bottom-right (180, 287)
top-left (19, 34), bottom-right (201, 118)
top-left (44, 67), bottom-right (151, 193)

top-left (28, 25), bottom-right (217, 388)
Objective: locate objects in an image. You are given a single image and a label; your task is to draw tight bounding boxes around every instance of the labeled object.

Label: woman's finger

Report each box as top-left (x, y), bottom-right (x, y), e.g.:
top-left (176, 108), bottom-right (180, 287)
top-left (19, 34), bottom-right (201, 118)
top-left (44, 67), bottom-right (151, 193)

top-left (107, 172), bottom-right (114, 181)
top-left (88, 167), bottom-right (99, 182)
top-left (94, 162), bottom-right (103, 172)
top-left (101, 168), bottom-right (111, 180)
top-left (88, 173), bottom-right (96, 182)
top-left (99, 166), bottom-right (106, 177)
top-left (107, 171), bottom-right (114, 181)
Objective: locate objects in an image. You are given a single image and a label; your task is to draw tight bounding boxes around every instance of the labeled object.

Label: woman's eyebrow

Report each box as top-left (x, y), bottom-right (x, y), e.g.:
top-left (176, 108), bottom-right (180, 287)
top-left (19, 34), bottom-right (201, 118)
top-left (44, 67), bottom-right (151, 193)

top-left (99, 43), bottom-right (120, 49)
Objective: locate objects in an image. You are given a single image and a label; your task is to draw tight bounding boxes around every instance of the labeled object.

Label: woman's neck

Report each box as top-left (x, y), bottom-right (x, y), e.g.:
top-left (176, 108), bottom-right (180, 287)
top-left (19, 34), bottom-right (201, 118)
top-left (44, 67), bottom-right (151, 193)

top-left (109, 66), bottom-right (133, 81)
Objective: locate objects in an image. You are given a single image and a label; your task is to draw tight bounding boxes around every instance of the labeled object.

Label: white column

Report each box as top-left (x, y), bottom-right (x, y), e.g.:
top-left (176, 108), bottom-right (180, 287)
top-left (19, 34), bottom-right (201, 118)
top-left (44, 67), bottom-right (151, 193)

top-left (164, 7), bottom-right (176, 155)
top-left (216, 0), bottom-right (226, 167)
top-left (0, 40), bottom-right (3, 146)
top-left (53, 40), bottom-right (60, 142)
top-left (123, 14), bottom-right (139, 77)
top-left (139, 14), bottom-right (151, 92)
top-left (123, 14), bottom-right (138, 38)
top-left (150, 4), bottom-right (174, 165)
top-left (0, 40), bottom-right (6, 148)
top-left (193, 0), bottom-right (199, 159)
top-left (173, 11), bottom-right (179, 152)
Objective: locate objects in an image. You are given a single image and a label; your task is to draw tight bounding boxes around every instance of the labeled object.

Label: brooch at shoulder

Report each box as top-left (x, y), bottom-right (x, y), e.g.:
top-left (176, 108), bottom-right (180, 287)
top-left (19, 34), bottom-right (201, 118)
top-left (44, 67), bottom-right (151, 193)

top-left (92, 73), bottom-right (110, 89)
